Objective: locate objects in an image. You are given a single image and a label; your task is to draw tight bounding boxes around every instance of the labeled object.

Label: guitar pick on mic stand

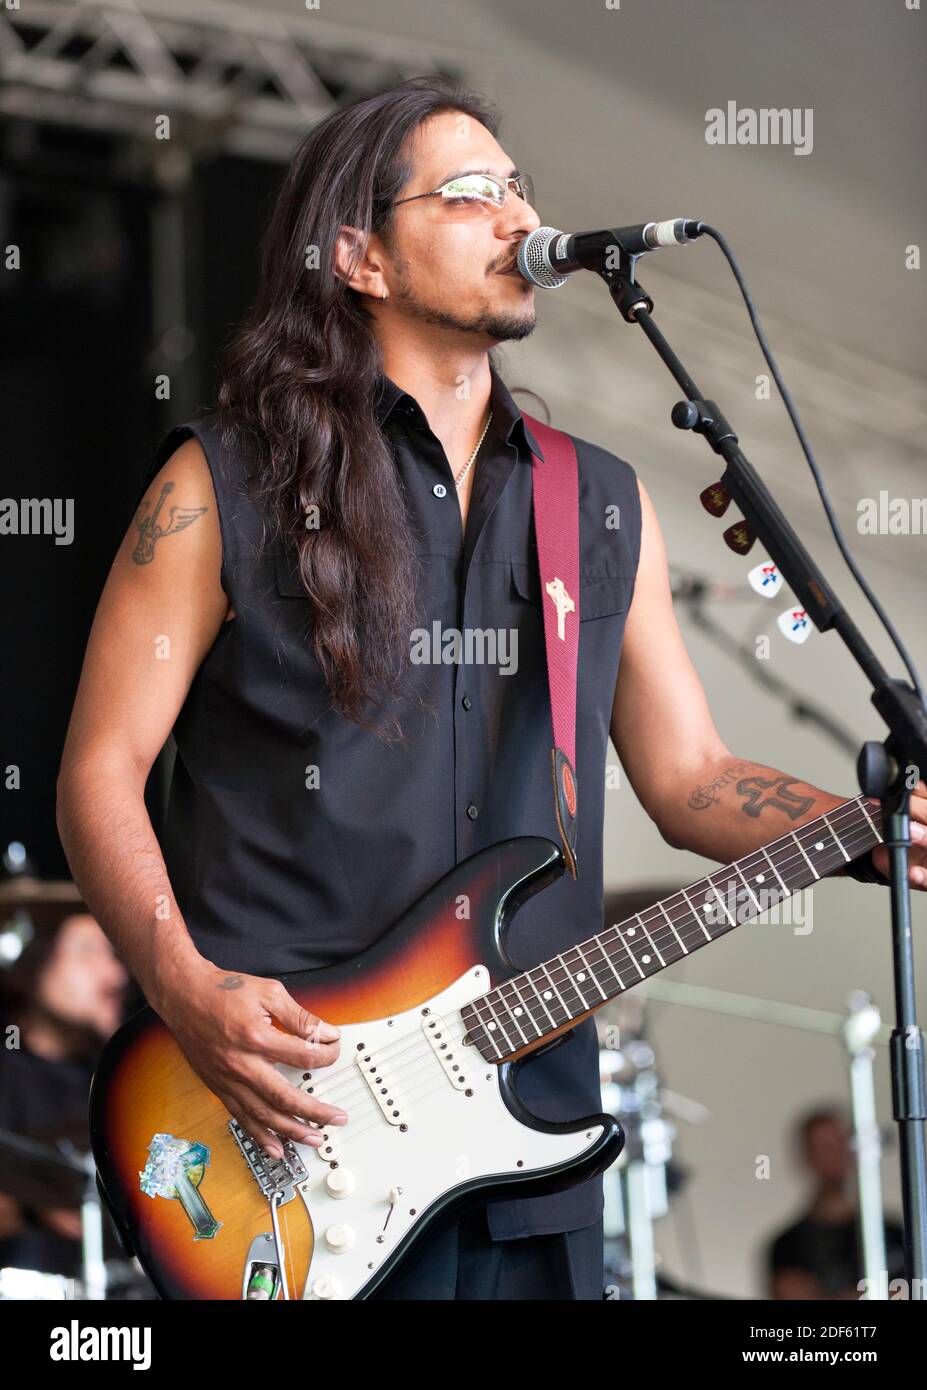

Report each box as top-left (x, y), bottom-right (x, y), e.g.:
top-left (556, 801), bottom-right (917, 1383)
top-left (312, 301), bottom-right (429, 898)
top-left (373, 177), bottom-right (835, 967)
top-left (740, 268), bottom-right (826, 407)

top-left (580, 228), bottom-right (927, 1290)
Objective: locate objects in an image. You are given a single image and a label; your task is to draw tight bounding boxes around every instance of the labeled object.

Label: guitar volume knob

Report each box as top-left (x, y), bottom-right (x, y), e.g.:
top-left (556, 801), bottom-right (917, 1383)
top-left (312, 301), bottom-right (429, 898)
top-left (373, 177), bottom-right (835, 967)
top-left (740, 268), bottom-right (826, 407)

top-left (325, 1168), bottom-right (356, 1199)
top-left (324, 1223), bottom-right (355, 1253)
top-left (310, 1274), bottom-right (344, 1300)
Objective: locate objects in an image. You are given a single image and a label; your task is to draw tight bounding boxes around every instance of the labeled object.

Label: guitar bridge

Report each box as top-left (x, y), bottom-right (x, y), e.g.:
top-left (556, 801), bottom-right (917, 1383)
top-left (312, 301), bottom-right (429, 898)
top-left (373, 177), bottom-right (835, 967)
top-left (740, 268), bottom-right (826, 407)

top-left (228, 1120), bottom-right (307, 1203)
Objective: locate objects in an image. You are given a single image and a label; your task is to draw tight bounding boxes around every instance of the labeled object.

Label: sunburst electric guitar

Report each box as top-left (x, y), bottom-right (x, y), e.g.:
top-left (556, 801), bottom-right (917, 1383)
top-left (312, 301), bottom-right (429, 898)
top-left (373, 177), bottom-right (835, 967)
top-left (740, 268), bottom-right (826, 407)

top-left (89, 794), bottom-right (883, 1300)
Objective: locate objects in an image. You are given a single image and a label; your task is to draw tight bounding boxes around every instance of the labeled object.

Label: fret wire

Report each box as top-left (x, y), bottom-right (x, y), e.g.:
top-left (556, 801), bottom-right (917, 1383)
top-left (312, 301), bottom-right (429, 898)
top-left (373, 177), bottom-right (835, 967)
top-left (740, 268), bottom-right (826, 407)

top-left (574, 943), bottom-right (609, 1001)
top-left (580, 938), bottom-right (625, 994)
top-left (477, 991), bottom-right (521, 1053)
top-left (463, 1000), bottom-right (503, 1059)
top-left (619, 822), bottom-right (872, 967)
top-left (790, 830), bottom-right (820, 879)
top-left (513, 974), bottom-right (552, 1035)
top-left (561, 946), bottom-right (601, 1009)
top-left (657, 899), bottom-right (689, 954)
top-left (707, 873), bottom-right (738, 927)
top-left (759, 844), bottom-right (789, 895)
top-left (633, 912), bottom-right (667, 967)
top-left (536, 959), bottom-right (572, 1021)
top-left (478, 817), bottom-right (877, 1056)
top-left (555, 951), bottom-right (591, 1014)
top-left (859, 799), bottom-right (883, 843)
top-left (586, 937), bottom-right (627, 990)
top-left (494, 979), bottom-right (538, 1044)
top-left (520, 974), bottom-right (552, 1032)
top-left (614, 924), bottom-right (647, 978)
top-left (558, 812), bottom-right (877, 1001)
top-left (680, 885), bottom-right (713, 941)
top-left (609, 924), bottom-right (646, 979)
top-left (605, 815), bottom-right (876, 966)
top-left (551, 949), bottom-right (585, 1015)
top-left (524, 966), bottom-right (562, 1028)
top-left (612, 812), bottom-right (875, 964)
top-left (820, 812), bottom-right (850, 861)
top-left (512, 971), bottom-right (552, 1032)
top-left (475, 802), bottom-right (882, 1052)
top-left (733, 860), bottom-right (764, 914)
top-left (711, 861), bottom-right (756, 928)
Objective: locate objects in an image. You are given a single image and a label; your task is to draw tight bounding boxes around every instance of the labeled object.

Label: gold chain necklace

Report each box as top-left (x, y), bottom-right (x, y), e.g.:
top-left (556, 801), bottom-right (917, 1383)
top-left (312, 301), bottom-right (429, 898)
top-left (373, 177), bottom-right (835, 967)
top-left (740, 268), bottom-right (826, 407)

top-left (453, 410), bottom-right (492, 491)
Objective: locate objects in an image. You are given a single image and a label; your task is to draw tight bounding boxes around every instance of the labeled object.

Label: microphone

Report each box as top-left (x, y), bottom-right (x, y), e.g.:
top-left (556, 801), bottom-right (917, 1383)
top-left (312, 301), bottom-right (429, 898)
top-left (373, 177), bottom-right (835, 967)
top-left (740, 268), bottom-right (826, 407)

top-left (517, 220), bottom-right (703, 289)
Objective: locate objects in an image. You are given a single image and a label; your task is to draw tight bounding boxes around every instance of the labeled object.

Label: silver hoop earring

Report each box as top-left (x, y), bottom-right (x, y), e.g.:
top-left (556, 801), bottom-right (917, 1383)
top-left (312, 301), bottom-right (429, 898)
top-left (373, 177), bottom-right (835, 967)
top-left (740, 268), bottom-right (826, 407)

top-left (381, 290), bottom-right (388, 302)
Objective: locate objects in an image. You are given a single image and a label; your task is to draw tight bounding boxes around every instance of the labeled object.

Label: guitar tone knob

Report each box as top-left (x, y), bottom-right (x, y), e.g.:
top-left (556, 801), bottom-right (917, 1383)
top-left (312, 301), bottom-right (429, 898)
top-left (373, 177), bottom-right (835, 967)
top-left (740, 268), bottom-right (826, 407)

top-left (324, 1223), bottom-right (355, 1254)
top-left (310, 1274), bottom-right (343, 1300)
top-left (325, 1168), bottom-right (356, 1199)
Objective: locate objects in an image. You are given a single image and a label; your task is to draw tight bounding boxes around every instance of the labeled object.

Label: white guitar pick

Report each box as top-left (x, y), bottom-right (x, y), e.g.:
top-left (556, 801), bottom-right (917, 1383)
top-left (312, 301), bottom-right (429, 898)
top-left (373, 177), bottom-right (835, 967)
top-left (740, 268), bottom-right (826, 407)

top-left (777, 606), bottom-right (812, 644)
top-left (748, 560), bottom-right (782, 598)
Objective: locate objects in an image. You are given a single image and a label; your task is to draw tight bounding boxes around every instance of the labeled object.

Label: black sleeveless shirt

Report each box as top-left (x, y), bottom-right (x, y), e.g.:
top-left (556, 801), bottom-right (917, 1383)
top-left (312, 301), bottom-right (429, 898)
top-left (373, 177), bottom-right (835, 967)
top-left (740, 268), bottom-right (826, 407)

top-left (139, 364), bottom-right (641, 1240)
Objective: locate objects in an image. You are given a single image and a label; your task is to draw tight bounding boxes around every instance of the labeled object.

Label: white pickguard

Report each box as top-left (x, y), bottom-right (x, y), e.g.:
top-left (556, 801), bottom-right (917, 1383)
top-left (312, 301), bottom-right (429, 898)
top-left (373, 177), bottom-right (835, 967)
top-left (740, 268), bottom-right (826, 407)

top-left (274, 966), bottom-right (605, 1300)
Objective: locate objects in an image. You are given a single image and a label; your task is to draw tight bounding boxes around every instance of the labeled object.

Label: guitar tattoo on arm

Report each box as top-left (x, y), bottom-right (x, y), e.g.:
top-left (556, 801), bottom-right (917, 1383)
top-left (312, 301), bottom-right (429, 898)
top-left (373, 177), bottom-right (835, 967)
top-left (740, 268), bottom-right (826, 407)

top-left (133, 481), bottom-right (207, 564)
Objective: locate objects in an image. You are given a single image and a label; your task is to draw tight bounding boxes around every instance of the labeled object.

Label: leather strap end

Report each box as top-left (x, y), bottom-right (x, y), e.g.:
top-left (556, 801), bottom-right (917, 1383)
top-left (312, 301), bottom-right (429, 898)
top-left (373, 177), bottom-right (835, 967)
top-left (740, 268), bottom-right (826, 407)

top-left (551, 746), bottom-right (578, 880)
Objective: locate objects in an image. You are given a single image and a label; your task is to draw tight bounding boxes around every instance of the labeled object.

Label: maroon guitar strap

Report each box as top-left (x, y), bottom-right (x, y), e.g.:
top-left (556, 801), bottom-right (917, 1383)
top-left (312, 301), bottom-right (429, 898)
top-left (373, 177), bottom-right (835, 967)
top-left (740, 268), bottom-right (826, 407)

top-left (521, 411), bottom-right (580, 879)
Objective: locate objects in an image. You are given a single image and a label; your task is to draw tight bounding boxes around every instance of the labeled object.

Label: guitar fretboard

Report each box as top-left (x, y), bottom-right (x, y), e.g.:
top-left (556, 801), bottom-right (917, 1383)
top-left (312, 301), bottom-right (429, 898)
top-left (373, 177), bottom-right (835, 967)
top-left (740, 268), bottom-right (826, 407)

top-left (461, 796), bottom-right (883, 1063)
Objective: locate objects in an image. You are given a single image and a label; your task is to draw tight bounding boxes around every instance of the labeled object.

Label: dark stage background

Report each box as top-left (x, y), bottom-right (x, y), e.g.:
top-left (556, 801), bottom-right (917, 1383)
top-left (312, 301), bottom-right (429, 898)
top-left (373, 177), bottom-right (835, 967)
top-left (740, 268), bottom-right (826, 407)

top-left (0, 121), bottom-right (286, 876)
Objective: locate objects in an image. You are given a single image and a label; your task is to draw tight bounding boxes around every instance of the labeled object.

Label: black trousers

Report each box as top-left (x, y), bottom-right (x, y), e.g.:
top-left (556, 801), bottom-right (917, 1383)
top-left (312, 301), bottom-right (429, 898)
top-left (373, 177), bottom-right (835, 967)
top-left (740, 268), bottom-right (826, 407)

top-left (368, 1203), bottom-right (605, 1300)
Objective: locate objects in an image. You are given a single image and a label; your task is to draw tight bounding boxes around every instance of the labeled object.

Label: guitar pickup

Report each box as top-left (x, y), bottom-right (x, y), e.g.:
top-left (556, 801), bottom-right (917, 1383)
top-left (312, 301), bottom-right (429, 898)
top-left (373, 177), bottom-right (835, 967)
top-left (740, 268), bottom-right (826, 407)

top-left (422, 1012), bottom-right (469, 1090)
top-left (355, 1047), bottom-right (406, 1126)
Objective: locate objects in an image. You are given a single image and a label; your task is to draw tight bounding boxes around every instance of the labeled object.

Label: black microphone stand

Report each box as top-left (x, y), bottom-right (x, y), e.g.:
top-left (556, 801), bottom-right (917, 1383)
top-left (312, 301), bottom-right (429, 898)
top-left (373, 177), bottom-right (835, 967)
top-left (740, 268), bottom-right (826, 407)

top-left (603, 246), bottom-right (927, 1290)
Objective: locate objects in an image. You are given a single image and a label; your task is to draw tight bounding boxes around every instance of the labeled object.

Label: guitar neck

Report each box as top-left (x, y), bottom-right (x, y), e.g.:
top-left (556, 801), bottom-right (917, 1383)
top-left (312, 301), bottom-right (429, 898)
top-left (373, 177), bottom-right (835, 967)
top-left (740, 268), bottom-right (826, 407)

top-left (463, 796), bottom-right (884, 1063)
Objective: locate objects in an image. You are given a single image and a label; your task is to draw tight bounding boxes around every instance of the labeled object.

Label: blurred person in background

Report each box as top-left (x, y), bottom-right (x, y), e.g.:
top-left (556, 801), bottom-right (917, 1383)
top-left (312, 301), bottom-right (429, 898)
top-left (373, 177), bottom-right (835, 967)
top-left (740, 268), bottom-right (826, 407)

top-left (766, 1105), bottom-right (906, 1299)
top-left (0, 909), bottom-right (128, 1278)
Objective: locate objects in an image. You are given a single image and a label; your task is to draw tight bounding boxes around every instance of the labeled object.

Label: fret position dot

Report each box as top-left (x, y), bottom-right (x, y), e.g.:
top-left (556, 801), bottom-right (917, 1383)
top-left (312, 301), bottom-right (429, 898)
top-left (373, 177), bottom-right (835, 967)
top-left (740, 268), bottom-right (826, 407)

top-left (814, 841), bottom-right (823, 851)
top-left (627, 928), bottom-right (636, 937)
top-left (488, 1022), bottom-right (497, 1031)
top-left (543, 990), bottom-right (552, 1000)
top-left (576, 972), bottom-right (586, 982)
top-left (514, 1006), bottom-right (523, 1016)
top-left (642, 954), bottom-right (651, 964)
top-left (755, 874), bottom-right (765, 882)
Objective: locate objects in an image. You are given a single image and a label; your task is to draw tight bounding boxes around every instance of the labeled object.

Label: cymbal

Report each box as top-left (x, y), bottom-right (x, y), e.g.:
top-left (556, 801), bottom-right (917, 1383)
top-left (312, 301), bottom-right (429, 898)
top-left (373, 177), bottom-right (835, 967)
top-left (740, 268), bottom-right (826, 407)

top-left (0, 877), bottom-right (84, 908)
top-left (0, 1128), bottom-right (88, 1210)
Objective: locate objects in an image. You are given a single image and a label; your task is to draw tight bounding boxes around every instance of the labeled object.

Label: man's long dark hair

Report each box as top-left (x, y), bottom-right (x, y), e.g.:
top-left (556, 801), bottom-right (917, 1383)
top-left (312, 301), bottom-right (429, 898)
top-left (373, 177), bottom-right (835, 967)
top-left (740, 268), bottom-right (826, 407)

top-left (217, 75), bottom-right (502, 740)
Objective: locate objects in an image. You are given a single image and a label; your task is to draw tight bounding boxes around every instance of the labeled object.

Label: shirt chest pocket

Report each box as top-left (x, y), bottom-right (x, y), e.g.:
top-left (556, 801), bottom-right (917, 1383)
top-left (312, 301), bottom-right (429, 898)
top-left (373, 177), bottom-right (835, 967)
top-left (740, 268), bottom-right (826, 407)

top-left (274, 550), bottom-right (309, 598)
top-left (509, 558), bottom-right (633, 621)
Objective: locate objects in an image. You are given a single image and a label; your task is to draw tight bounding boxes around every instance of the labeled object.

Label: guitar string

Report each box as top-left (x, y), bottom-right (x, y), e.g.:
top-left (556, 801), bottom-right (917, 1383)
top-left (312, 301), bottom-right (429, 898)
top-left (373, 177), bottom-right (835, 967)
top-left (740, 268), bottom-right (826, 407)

top-left (283, 814), bottom-right (885, 1160)
top-left (290, 806), bottom-right (880, 1122)
top-left (291, 815), bottom-right (886, 1165)
top-left (283, 807), bottom-right (883, 1143)
top-left (287, 811), bottom-right (878, 1134)
top-left (296, 802), bottom-right (878, 1102)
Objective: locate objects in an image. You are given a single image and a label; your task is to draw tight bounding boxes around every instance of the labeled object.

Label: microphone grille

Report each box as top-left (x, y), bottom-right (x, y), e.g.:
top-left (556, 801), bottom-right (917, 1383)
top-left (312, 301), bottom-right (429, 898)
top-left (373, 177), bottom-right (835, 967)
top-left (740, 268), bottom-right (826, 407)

top-left (517, 227), bottom-right (569, 289)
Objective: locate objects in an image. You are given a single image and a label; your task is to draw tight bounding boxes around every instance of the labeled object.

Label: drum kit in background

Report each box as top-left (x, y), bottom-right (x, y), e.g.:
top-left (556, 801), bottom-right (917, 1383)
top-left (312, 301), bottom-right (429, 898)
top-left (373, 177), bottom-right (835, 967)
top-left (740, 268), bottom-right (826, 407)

top-left (596, 882), bottom-right (897, 1301)
top-left (0, 872), bottom-right (155, 1302)
top-left (596, 882), bottom-right (718, 1300)
top-left (0, 1125), bottom-right (154, 1300)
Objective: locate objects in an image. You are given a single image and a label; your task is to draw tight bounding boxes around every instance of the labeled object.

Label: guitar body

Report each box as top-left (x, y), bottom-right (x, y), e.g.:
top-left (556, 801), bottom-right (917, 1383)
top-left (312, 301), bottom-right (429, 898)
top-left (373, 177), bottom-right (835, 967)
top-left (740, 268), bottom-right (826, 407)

top-left (90, 837), bottom-right (624, 1300)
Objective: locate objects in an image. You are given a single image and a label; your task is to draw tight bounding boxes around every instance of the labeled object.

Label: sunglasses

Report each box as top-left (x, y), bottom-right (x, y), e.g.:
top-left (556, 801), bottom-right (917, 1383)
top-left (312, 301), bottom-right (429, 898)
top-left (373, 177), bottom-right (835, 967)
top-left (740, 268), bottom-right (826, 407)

top-left (393, 171), bottom-right (535, 212)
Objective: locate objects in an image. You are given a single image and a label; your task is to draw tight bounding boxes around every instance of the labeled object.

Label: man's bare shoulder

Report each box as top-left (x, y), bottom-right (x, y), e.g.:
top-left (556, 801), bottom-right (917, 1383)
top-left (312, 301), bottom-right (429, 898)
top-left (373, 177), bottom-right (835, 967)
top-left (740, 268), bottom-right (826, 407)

top-left (129, 435), bottom-right (215, 568)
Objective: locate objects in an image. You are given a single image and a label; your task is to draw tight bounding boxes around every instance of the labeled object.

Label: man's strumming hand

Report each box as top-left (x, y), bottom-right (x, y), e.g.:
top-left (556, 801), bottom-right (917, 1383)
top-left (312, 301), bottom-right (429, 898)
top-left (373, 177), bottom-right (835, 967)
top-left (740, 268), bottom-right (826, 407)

top-left (154, 957), bottom-right (345, 1160)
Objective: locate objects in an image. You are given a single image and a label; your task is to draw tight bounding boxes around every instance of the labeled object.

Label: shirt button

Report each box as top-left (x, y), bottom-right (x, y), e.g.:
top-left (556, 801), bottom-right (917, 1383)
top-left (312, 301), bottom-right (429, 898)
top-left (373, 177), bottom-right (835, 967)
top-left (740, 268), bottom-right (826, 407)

top-left (432, 483), bottom-right (447, 498)
top-left (466, 804), bottom-right (479, 820)
top-left (461, 694), bottom-right (472, 711)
